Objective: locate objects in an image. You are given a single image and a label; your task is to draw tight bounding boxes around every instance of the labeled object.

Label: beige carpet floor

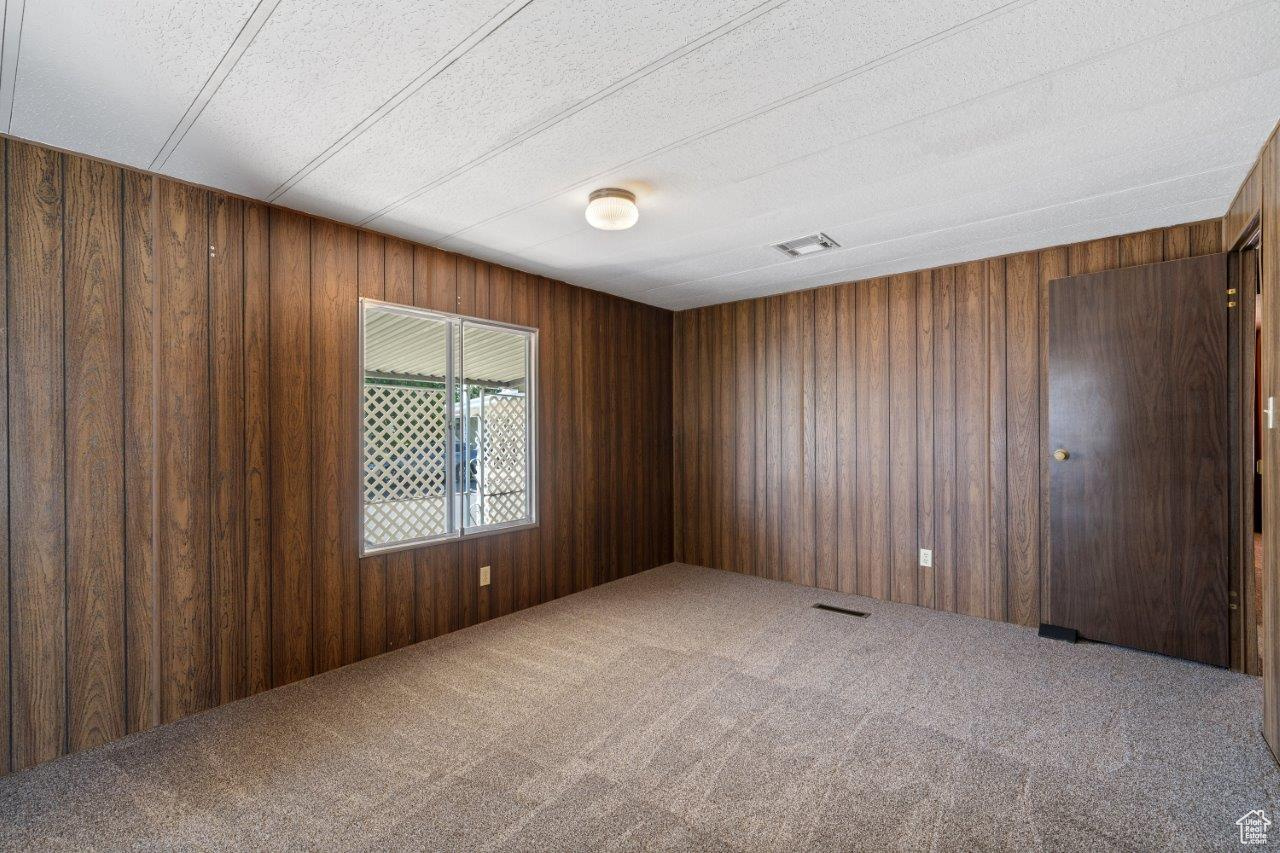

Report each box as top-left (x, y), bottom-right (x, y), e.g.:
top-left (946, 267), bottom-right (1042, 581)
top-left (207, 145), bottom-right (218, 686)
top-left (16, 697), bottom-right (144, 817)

top-left (1, 563), bottom-right (1277, 851)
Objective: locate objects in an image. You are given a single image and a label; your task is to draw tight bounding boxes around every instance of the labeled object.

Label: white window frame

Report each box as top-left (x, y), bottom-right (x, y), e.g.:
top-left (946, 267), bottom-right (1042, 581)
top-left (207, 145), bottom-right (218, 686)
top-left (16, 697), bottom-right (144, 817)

top-left (358, 297), bottom-right (538, 557)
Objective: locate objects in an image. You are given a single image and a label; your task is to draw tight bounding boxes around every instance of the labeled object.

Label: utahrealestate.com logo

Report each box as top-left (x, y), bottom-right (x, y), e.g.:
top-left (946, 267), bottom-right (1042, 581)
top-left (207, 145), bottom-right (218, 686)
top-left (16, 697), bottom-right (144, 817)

top-left (1237, 810), bottom-right (1271, 844)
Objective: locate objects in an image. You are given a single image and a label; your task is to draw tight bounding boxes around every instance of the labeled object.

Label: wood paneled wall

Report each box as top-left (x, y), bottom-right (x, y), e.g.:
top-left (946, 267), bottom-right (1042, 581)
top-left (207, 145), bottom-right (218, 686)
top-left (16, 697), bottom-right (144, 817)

top-left (0, 137), bottom-right (673, 774)
top-left (673, 220), bottom-right (1224, 635)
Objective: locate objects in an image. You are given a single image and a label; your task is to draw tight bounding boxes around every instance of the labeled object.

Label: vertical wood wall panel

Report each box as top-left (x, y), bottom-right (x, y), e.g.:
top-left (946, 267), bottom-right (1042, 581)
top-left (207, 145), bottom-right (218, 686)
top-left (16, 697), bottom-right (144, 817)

top-left (933, 267), bottom-right (958, 612)
top-left (243, 202), bottom-right (272, 695)
top-left (953, 262), bottom-right (989, 618)
top-left (1005, 252), bottom-right (1040, 627)
top-left (674, 220), bottom-right (1225, 646)
top-left (915, 272), bottom-right (935, 610)
top-left (122, 170), bottom-right (158, 734)
top-left (765, 298), bottom-right (781, 582)
top-left (0, 143), bottom-right (8, 775)
top-left (986, 259), bottom-right (1008, 622)
top-left (155, 177), bottom-right (212, 722)
top-left (0, 137), bottom-right (673, 775)
top-left (64, 154), bottom-right (126, 751)
top-left (695, 309), bottom-right (711, 571)
top-left (268, 209), bottom-right (313, 688)
top-left (814, 287), bottom-right (837, 590)
top-left (736, 302), bottom-right (757, 575)
top-left (855, 279), bottom-right (889, 599)
top-left (310, 221), bottom-right (358, 672)
top-left (572, 287), bottom-right (596, 595)
top-left (835, 285), bottom-right (857, 594)
top-left (780, 294), bottom-right (803, 584)
top-left (718, 304), bottom-right (736, 572)
top-left (209, 194), bottom-right (246, 706)
top-left (888, 274), bottom-right (917, 605)
top-left (1223, 162), bottom-right (1261, 250)
top-left (8, 141), bottom-right (66, 769)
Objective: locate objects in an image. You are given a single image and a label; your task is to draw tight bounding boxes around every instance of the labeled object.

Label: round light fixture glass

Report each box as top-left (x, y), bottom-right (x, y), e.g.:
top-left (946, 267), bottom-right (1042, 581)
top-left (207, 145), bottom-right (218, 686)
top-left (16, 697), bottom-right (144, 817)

top-left (585, 188), bottom-right (638, 231)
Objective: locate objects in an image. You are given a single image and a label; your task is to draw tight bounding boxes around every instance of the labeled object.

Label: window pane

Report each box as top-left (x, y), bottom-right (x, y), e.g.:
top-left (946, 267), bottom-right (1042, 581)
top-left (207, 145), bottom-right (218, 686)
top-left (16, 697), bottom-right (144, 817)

top-left (362, 305), bottom-right (452, 550)
top-left (461, 321), bottom-right (531, 529)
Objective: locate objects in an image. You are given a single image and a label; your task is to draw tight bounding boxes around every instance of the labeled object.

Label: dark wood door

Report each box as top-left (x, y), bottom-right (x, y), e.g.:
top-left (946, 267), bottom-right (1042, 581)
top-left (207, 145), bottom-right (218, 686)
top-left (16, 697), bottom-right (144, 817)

top-left (1049, 253), bottom-right (1230, 666)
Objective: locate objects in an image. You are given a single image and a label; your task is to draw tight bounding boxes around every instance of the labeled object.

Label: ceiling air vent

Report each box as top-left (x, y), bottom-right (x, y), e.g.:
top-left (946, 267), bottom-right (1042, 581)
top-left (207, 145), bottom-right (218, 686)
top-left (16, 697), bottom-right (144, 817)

top-left (773, 232), bottom-right (840, 258)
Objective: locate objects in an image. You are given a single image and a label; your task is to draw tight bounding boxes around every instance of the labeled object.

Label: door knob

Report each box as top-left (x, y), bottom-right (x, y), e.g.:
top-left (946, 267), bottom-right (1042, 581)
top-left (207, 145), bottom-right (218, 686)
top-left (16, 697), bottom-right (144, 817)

top-left (1053, 449), bottom-right (1070, 461)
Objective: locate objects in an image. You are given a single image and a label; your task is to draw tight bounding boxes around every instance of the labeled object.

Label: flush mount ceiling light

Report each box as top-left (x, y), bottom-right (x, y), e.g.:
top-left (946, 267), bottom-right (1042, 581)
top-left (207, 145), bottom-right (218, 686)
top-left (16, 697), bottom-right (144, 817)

top-left (585, 188), bottom-right (639, 231)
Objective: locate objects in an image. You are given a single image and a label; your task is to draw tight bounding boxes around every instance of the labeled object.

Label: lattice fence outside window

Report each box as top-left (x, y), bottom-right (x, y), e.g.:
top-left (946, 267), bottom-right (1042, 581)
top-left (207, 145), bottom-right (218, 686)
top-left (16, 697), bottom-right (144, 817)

top-left (363, 382), bottom-right (449, 547)
top-left (477, 393), bottom-right (528, 525)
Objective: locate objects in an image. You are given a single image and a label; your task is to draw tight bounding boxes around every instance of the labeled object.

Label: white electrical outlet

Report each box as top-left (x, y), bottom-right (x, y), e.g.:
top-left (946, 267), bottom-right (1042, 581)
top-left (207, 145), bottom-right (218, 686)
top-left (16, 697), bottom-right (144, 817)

top-left (479, 565), bottom-right (491, 587)
top-left (919, 549), bottom-right (933, 568)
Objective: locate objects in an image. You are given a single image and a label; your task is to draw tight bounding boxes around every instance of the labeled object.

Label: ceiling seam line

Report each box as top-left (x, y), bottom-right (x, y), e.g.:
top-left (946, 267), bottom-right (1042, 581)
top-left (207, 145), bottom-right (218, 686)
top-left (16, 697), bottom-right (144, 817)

top-left (149, 0), bottom-right (282, 171)
top-left (464, 0), bottom-right (1273, 277)
top-left (0, 0), bottom-right (24, 135)
top-left (266, 0), bottom-right (538, 203)
top-left (421, 0), bottom-right (1045, 240)
top-left (725, 0), bottom-right (1276, 188)
top-left (351, 0), bottom-right (796, 225)
top-left (436, 0), bottom-right (1265, 246)
top-left (0, 0), bottom-right (9, 135)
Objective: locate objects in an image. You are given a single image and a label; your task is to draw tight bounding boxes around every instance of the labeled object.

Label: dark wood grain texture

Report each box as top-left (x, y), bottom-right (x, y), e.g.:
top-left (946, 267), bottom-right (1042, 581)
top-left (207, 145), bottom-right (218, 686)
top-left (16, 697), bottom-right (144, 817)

top-left (888, 274), bottom-right (917, 605)
top-left (122, 169), bottom-right (158, 734)
top-left (64, 153), bottom-right (126, 751)
top-left (269, 209), bottom-right (313, 688)
top-left (1004, 252), bottom-right (1040, 626)
top-left (673, 220), bottom-right (1230, 658)
top-left (243, 202), bottom-right (272, 695)
top-left (0, 142), bottom-right (8, 775)
top-left (1048, 254), bottom-right (1229, 666)
top-left (856, 279), bottom-right (889, 600)
top-left (311, 220), bottom-right (358, 672)
top-left (8, 141), bottom-right (67, 769)
top-left (209, 193), bottom-right (246, 706)
top-left (814, 288), bottom-right (836, 590)
top-left (0, 135), bottom-right (673, 775)
top-left (155, 177), bottom-right (212, 722)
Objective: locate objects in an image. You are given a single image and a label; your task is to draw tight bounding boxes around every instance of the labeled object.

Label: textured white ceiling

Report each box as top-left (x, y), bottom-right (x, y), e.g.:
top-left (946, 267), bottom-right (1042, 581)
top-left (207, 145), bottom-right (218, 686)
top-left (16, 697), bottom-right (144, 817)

top-left (7, 0), bottom-right (1278, 309)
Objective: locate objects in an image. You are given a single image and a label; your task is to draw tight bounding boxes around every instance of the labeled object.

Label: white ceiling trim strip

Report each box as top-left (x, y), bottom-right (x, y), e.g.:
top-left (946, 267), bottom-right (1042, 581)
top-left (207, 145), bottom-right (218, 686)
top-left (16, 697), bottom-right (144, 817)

top-left (426, 0), bottom-right (1043, 244)
top-left (150, 0), bottom-right (282, 170)
top-left (0, 0), bottom-right (27, 133)
top-left (356, 0), bottom-right (794, 227)
top-left (445, 0), bottom-right (1266, 299)
top-left (265, 0), bottom-right (536, 203)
